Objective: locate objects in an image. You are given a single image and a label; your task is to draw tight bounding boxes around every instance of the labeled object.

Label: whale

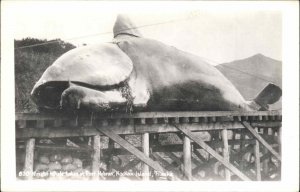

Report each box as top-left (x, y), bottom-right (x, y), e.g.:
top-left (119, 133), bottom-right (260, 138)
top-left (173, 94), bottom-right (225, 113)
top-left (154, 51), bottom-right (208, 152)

top-left (31, 15), bottom-right (282, 113)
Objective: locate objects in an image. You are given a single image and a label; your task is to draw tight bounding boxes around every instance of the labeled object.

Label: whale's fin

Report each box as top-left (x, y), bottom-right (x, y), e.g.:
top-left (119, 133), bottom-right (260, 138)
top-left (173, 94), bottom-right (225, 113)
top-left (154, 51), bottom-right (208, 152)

top-left (248, 83), bottom-right (282, 110)
top-left (113, 14), bottom-right (142, 38)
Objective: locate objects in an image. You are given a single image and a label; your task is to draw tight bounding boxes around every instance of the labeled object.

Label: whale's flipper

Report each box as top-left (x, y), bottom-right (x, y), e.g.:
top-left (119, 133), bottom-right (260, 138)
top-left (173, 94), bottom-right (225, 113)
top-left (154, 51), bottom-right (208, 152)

top-left (113, 14), bottom-right (142, 38)
top-left (249, 83), bottom-right (282, 110)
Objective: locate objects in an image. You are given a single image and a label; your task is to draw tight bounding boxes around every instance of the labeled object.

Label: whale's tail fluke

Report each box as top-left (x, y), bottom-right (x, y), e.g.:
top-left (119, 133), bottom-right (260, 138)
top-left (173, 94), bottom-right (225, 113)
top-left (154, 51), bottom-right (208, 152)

top-left (248, 83), bottom-right (282, 110)
top-left (113, 14), bottom-right (142, 38)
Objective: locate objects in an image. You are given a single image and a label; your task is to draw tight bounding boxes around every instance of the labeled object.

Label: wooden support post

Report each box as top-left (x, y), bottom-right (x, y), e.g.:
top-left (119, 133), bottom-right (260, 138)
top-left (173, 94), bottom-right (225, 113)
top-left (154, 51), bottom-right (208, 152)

top-left (262, 147), bottom-right (269, 177)
top-left (240, 129), bottom-right (245, 152)
top-left (174, 125), bottom-right (251, 181)
top-left (183, 136), bottom-right (192, 180)
top-left (164, 117), bottom-right (169, 124)
top-left (268, 128), bottom-right (273, 136)
top-left (152, 118), bottom-right (158, 124)
top-left (221, 129), bottom-right (231, 181)
top-left (254, 140), bottom-right (261, 181)
top-left (191, 117), bottom-right (199, 123)
top-left (142, 133), bottom-right (150, 181)
top-left (232, 130), bottom-right (237, 150)
top-left (174, 117), bottom-right (180, 124)
top-left (107, 138), bottom-right (114, 172)
top-left (278, 127), bottom-right (281, 155)
top-left (92, 135), bottom-right (101, 180)
top-left (36, 120), bottom-right (45, 144)
top-left (24, 138), bottom-right (35, 180)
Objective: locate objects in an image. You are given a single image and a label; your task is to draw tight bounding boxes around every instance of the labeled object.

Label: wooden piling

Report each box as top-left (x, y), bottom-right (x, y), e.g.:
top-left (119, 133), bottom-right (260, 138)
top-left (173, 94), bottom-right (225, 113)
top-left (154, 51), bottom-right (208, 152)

top-left (107, 138), bottom-right (115, 172)
top-left (183, 136), bottom-right (192, 180)
top-left (221, 129), bottom-right (231, 181)
top-left (278, 127), bottom-right (281, 155)
top-left (24, 138), bottom-right (35, 180)
top-left (142, 133), bottom-right (150, 181)
top-left (92, 134), bottom-right (101, 180)
top-left (254, 140), bottom-right (261, 181)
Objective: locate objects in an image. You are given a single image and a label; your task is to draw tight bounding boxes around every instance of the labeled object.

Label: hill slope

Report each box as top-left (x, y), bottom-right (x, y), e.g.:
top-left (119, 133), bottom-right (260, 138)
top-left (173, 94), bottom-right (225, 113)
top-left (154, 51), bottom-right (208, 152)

top-left (15, 38), bottom-right (76, 112)
top-left (216, 54), bottom-right (282, 110)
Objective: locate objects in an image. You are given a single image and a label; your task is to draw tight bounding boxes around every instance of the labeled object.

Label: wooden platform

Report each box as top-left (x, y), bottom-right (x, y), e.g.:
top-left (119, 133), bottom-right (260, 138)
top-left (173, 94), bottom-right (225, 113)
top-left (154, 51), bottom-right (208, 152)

top-left (15, 110), bottom-right (282, 181)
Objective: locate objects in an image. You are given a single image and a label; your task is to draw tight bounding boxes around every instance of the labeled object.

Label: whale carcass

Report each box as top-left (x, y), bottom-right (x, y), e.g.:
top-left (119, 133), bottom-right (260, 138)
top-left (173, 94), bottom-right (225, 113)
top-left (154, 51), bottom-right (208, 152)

top-left (31, 15), bottom-right (281, 112)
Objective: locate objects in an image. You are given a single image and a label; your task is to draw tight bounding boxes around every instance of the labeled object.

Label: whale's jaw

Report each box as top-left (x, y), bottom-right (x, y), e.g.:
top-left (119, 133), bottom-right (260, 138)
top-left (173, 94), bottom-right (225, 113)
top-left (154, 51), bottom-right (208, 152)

top-left (31, 81), bottom-right (130, 112)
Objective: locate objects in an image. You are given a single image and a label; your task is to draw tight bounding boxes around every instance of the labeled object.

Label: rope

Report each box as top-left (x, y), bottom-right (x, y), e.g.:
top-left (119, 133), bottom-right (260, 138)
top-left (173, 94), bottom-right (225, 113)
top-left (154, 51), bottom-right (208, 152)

top-left (14, 14), bottom-right (278, 84)
top-left (14, 17), bottom-right (187, 50)
top-left (218, 64), bottom-right (277, 84)
top-left (198, 56), bottom-right (278, 84)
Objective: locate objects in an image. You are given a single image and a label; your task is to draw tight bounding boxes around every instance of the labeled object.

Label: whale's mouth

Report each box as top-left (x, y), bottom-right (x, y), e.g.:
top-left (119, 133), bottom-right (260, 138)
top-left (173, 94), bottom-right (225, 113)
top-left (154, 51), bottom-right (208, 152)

top-left (31, 81), bottom-right (130, 111)
top-left (31, 81), bottom-right (69, 109)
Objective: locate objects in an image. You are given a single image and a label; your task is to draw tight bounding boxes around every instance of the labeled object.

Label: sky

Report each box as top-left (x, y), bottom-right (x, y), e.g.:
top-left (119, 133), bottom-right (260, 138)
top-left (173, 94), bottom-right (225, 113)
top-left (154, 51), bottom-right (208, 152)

top-left (7, 1), bottom-right (282, 64)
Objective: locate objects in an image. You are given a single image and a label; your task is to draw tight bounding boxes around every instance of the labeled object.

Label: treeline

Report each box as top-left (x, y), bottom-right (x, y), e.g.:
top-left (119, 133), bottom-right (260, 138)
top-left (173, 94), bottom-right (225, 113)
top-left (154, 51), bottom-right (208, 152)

top-left (15, 38), bottom-right (76, 112)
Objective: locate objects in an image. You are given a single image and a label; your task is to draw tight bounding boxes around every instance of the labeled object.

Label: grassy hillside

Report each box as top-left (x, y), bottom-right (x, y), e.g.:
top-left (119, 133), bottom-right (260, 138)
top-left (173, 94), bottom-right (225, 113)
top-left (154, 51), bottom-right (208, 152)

top-left (15, 38), bottom-right (75, 112)
top-left (216, 54), bottom-right (282, 110)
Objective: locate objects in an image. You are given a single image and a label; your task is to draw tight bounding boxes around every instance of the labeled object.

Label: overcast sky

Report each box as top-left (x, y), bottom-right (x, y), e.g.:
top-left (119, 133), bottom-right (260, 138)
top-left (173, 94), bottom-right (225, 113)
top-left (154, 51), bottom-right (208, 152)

top-left (8, 1), bottom-right (281, 64)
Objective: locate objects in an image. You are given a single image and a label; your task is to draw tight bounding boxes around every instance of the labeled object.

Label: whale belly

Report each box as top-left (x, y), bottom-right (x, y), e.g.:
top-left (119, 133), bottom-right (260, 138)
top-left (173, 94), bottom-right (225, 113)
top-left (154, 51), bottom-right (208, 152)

top-left (146, 81), bottom-right (245, 111)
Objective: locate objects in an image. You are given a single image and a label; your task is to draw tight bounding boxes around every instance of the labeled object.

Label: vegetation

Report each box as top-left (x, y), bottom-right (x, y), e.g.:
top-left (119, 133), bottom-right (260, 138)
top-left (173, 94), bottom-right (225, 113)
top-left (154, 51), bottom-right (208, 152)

top-left (15, 38), bottom-right (76, 112)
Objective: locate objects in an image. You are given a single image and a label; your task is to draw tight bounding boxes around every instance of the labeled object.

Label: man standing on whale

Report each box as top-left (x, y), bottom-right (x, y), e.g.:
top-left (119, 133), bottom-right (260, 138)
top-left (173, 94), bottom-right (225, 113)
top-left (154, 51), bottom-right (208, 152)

top-left (31, 15), bottom-right (281, 112)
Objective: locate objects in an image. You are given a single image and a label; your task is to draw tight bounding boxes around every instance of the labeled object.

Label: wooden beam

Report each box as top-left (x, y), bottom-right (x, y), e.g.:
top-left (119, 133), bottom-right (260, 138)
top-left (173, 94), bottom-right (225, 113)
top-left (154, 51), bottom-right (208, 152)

top-left (242, 121), bottom-right (281, 161)
top-left (16, 113), bottom-right (68, 120)
top-left (18, 144), bottom-right (93, 152)
top-left (96, 127), bottom-right (165, 173)
top-left (15, 110), bottom-right (282, 121)
top-left (24, 138), bottom-right (35, 180)
top-left (183, 136), bottom-right (192, 180)
top-left (221, 129), bottom-right (231, 181)
top-left (142, 133), bottom-right (150, 181)
top-left (16, 121), bottom-right (282, 139)
top-left (174, 125), bottom-right (251, 181)
top-left (254, 140), bottom-right (261, 181)
top-left (92, 135), bottom-right (101, 180)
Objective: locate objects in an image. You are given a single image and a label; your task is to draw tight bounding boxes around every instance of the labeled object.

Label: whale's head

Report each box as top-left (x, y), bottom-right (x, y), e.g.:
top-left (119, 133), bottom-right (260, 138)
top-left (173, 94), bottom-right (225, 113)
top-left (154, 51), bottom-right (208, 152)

top-left (31, 15), bottom-right (145, 112)
top-left (31, 43), bottom-right (134, 112)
